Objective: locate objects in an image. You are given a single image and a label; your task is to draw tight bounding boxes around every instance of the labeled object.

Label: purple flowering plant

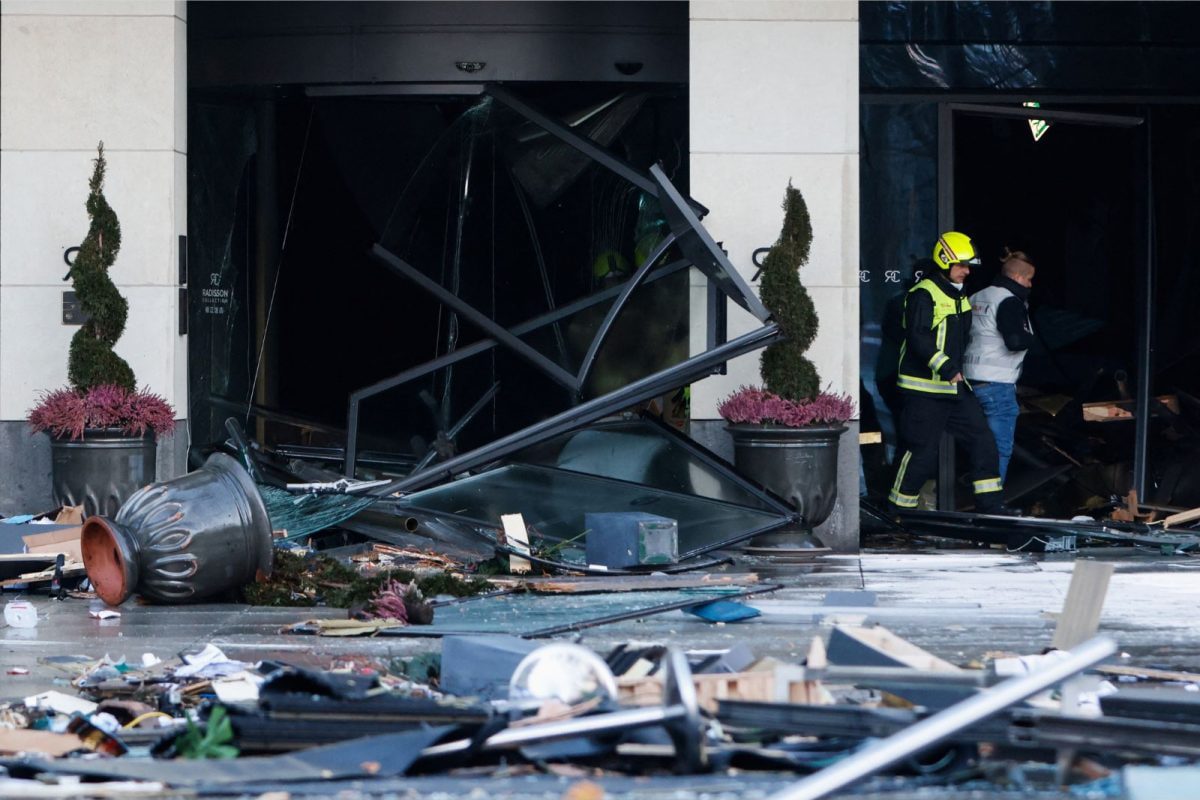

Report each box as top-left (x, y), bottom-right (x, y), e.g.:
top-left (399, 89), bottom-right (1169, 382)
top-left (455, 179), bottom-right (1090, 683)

top-left (28, 385), bottom-right (175, 440)
top-left (718, 385), bottom-right (855, 428)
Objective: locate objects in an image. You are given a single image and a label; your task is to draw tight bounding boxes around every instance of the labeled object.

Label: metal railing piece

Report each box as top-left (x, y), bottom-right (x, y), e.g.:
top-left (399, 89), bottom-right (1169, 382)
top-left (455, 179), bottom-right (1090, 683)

top-left (766, 636), bottom-right (1117, 800)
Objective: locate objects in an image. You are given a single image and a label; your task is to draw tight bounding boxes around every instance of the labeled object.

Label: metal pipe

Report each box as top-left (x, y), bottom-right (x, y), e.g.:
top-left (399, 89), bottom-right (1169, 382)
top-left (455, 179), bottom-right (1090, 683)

top-left (344, 258), bottom-right (691, 476)
top-left (421, 705), bottom-right (673, 757)
top-left (649, 165), bottom-right (771, 323)
top-left (526, 584), bottom-right (782, 638)
top-left (370, 244), bottom-right (579, 391)
top-left (576, 233), bottom-right (678, 390)
top-left (765, 636), bottom-right (1116, 800)
top-left (487, 86), bottom-right (708, 218)
top-left (1133, 108), bottom-right (1155, 499)
top-left (369, 322), bottom-right (781, 495)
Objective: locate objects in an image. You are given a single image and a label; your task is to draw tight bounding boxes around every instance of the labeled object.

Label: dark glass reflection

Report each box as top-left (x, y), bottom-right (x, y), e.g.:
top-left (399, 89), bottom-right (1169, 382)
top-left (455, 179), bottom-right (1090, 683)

top-left (396, 464), bottom-right (789, 559)
top-left (513, 418), bottom-right (782, 511)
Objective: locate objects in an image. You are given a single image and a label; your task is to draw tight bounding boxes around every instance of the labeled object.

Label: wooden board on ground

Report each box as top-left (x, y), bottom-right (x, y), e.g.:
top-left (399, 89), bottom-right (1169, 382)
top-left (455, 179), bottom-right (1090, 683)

top-left (1096, 664), bottom-right (1200, 683)
top-left (0, 559), bottom-right (86, 587)
top-left (1083, 394), bottom-right (1179, 422)
top-left (618, 665), bottom-right (831, 713)
top-left (507, 572), bottom-right (760, 594)
top-left (1160, 506), bottom-right (1200, 530)
top-left (1052, 560), bottom-right (1114, 650)
top-left (0, 728), bottom-right (83, 757)
top-left (827, 624), bottom-right (964, 673)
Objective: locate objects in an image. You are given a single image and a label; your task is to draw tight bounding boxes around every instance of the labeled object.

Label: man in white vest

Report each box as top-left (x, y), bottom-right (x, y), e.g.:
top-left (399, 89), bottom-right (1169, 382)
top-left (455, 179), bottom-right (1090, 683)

top-left (962, 250), bottom-right (1036, 482)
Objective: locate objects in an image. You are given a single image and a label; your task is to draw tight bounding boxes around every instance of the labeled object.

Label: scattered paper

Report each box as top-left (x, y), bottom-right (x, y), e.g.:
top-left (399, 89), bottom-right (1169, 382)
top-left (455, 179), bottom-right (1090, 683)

top-left (212, 673), bottom-right (265, 704)
top-left (89, 609), bottom-right (121, 620)
top-left (22, 691), bottom-right (97, 716)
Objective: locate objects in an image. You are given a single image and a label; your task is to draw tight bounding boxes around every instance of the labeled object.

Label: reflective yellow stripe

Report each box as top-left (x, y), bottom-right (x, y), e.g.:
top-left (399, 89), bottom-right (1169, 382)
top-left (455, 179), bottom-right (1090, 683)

top-left (929, 351), bottom-right (948, 372)
top-left (897, 374), bottom-right (958, 395)
top-left (890, 453), bottom-right (919, 508)
top-left (891, 451), bottom-right (912, 495)
top-left (973, 478), bottom-right (1003, 494)
top-left (935, 319), bottom-right (947, 353)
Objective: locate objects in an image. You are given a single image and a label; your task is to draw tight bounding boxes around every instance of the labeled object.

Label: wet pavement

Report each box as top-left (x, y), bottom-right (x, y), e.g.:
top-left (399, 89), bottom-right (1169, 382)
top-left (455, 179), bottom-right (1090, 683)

top-left (5, 547), bottom-right (1198, 699)
top-left (2, 547), bottom-right (1197, 798)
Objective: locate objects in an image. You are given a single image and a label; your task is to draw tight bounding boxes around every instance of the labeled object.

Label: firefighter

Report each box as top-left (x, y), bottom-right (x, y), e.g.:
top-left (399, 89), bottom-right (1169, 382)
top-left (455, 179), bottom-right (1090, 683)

top-left (887, 231), bottom-right (1009, 515)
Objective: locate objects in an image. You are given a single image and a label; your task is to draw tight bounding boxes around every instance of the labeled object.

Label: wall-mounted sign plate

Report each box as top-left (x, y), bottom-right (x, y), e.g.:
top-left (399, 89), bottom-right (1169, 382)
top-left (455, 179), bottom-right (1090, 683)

top-left (62, 291), bottom-right (90, 325)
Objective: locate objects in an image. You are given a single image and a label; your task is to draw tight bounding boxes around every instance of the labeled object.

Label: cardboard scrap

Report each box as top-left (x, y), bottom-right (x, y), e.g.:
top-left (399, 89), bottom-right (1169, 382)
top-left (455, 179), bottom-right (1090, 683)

top-left (0, 729), bottom-right (84, 757)
top-left (297, 618), bottom-right (409, 637)
top-left (20, 505), bottom-right (84, 562)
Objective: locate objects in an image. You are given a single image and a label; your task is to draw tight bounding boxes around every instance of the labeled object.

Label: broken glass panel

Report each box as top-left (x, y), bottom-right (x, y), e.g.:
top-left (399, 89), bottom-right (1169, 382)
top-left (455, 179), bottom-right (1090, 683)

top-left (395, 464), bottom-right (790, 561)
top-left (346, 88), bottom-right (780, 494)
top-left (512, 417), bottom-right (790, 513)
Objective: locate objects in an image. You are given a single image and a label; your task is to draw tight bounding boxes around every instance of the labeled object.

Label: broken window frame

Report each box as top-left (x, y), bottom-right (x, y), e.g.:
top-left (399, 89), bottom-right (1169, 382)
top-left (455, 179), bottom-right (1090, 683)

top-left (341, 87), bottom-right (779, 494)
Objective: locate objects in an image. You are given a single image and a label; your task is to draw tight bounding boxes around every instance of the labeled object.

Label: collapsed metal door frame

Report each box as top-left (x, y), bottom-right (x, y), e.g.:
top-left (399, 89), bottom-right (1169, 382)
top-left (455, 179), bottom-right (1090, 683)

top-left (934, 101), bottom-right (1148, 509)
top-left (343, 87), bottom-right (780, 490)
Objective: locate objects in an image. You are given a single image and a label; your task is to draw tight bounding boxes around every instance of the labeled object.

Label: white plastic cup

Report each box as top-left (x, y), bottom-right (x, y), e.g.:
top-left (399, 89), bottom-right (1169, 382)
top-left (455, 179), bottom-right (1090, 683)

top-left (4, 600), bottom-right (38, 628)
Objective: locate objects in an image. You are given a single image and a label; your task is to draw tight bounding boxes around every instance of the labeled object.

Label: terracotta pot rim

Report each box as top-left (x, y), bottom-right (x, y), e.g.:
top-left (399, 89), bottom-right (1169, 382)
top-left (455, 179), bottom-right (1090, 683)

top-left (81, 516), bottom-right (138, 606)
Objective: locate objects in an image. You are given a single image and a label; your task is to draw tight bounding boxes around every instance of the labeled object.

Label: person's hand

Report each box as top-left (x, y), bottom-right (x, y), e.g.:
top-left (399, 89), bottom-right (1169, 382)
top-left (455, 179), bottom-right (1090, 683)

top-left (950, 372), bottom-right (963, 384)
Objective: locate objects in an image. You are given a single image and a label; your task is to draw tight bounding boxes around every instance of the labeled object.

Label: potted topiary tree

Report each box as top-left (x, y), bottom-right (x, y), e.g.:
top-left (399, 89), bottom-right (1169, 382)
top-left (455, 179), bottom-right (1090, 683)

top-left (26, 143), bottom-right (175, 516)
top-left (719, 183), bottom-right (854, 541)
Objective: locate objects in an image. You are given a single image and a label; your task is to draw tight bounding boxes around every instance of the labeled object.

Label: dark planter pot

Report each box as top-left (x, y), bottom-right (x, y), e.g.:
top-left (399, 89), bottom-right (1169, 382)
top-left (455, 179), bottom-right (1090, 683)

top-left (727, 423), bottom-right (846, 534)
top-left (81, 453), bottom-right (273, 606)
top-left (50, 429), bottom-right (157, 517)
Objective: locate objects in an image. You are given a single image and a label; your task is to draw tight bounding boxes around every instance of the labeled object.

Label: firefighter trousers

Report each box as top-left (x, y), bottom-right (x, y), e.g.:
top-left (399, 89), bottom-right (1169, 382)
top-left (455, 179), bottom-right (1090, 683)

top-left (888, 390), bottom-right (1003, 511)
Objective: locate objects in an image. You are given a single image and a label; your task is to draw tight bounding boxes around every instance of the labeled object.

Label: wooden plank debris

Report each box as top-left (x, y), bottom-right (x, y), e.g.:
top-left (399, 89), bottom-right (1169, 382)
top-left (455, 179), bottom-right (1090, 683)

top-left (618, 658), bottom-right (832, 713)
top-left (0, 559), bottom-right (85, 588)
top-left (1159, 506), bottom-right (1200, 530)
top-left (1052, 561), bottom-right (1115, 650)
top-left (1083, 394), bottom-right (1179, 422)
top-left (827, 625), bottom-right (964, 673)
top-left (1096, 664), bottom-right (1200, 683)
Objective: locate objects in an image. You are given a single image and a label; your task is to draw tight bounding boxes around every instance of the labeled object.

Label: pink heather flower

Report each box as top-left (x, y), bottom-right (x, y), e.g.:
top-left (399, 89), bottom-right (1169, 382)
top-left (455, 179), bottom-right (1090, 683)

top-left (366, 578), bottom-right (411, 623)
top-left (27, 385), bottom-right (175, 440)
top-left (718, 385), bottom-right (855, 428)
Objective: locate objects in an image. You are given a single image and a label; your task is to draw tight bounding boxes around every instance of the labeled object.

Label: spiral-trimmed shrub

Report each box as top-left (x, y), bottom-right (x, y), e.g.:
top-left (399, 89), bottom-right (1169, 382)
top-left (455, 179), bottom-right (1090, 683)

top-left (67, 142), bottom-right (134, 392)
top-left (759, 182), bottom-right (820, 402)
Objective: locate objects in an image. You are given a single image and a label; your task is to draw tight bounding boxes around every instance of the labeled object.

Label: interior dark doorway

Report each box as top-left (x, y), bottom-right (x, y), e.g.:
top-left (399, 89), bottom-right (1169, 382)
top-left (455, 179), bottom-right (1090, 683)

top-left (937, 103), bottom-right (1147, 514)
top-left (187, 86), bottom-right (692, 470)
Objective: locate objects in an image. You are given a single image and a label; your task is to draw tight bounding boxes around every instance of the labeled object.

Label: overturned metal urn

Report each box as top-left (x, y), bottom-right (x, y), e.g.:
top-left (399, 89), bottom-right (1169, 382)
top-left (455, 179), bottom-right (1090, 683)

top-left (81, 453), bottom-right (274, 605)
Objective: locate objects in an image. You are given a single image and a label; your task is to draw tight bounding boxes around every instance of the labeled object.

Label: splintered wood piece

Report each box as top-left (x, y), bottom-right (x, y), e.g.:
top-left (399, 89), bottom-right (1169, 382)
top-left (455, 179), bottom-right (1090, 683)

top-left (1161, 506), bottom-right (1200, 529)
top-left (806, 636), bottom-right (828, 670)
top-left (828, 624), bottom-right (964, 673)
top-left (1052, 561), bottom-right (1115, 651)
top-left (500, 513), bottom-right (532, 574)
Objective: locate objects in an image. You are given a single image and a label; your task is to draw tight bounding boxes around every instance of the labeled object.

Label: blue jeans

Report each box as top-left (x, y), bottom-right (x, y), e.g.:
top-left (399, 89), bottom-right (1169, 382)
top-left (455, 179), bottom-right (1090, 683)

top-left (973, 382), bottom-right (1019, 482)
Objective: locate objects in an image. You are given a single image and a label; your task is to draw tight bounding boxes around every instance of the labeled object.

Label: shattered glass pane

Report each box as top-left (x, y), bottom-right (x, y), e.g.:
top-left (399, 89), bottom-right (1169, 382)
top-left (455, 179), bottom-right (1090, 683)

top-left (512, 418), bottom-right (784, 512)
top-left (395, 464), bottom-right (789, 560)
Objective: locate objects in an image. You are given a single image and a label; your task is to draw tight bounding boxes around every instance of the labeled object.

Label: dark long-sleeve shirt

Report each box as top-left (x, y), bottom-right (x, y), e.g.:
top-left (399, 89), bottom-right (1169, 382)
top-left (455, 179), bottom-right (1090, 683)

top-left (993, 275), bottom-right (1033, 352)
